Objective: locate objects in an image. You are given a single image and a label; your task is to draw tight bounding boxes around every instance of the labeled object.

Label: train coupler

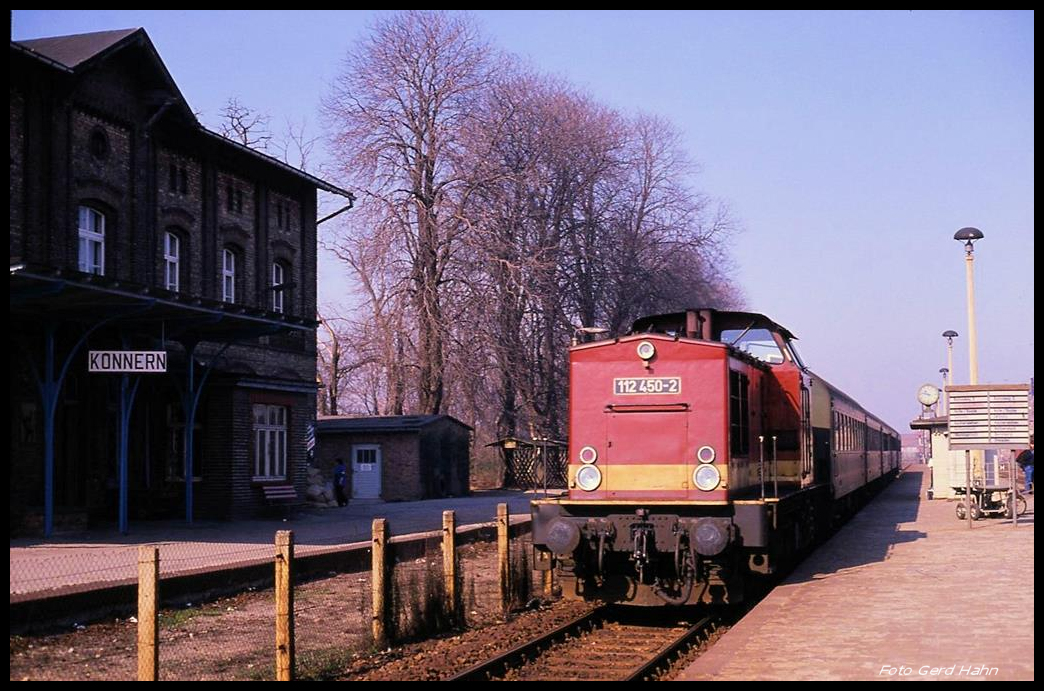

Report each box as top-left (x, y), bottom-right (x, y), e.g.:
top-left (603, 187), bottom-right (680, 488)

top-left (629, 509), bottom-right (657, 583)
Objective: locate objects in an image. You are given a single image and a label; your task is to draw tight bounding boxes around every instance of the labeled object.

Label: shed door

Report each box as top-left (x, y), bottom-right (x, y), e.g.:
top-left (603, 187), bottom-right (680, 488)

top-left (352, 444), bottom-right (382, 499)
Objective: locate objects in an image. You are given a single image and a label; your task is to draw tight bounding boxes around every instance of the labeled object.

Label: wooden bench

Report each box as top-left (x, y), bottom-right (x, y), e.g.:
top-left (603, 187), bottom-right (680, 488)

top-left (260, 484), bottom-right (300, 514)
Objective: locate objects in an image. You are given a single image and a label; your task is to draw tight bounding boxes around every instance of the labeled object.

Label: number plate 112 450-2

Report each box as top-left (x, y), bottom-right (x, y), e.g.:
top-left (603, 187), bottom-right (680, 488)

top-left (613, 377), bottom-right (681, 395)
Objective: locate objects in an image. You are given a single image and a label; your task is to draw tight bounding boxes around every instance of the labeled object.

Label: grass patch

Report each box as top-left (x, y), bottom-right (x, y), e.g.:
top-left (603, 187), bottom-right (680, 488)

top-left (391, 557), bottom-right (465, 643)
top-left (508, 543), bottom-right (533, 610)
top-left (296, 644), bottom-right (371, 681)
top-left (159, 605), bottom-right (228, 628)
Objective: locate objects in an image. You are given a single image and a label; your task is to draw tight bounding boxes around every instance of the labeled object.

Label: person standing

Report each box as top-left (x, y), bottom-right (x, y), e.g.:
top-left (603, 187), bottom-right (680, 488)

top-left (333, 459), bottom-right (348, 507)
top-left (1015, 435), bottom-right (1034, 494)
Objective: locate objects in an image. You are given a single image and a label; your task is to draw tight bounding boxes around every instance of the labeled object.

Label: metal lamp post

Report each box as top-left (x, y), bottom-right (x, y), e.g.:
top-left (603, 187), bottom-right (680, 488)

top-left (953, 228), bottom-right (983, 384)
top-left (954, 227), bottom-right (984, 519)
top-left (942, 330), bottom-right (958, 415)
top-left (939, 367), bottom-right (949, 415)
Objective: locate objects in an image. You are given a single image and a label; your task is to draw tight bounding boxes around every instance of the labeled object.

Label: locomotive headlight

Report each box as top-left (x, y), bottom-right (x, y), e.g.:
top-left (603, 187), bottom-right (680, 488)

top-left (576, 464), bottom-right (602, 491)
top-left (696, 445), bottom-right (716, 464)
top-left (693, 464), bottom-right (721, 491)
top-left (578, 445), bottom-right (598, 464)
top-left (636, 340), bottom-right (656, 360)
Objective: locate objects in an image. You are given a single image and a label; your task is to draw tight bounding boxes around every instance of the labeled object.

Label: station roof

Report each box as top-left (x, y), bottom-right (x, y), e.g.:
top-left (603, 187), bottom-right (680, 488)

top-left (909, 416), bottom-right (951, 430)
top-left (485, 437), bottom-right (567, 448)
top-left (317, 414), bottom-right (472, 434)
top-left (14, 28), bottom-right (140, 69)
top-left (10, 264), bottom-right (314, 342)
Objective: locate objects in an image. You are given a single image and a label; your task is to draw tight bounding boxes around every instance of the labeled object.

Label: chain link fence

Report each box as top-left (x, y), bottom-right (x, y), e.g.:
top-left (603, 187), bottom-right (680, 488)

top-left (10, 505), bottom-right (537, 681)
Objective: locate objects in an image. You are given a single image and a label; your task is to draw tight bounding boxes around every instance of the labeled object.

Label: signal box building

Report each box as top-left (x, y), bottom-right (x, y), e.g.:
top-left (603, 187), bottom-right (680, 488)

top-left (9, 29), bottom-right (352, 534)
top-left (316, 415), bottom-right (472, 501)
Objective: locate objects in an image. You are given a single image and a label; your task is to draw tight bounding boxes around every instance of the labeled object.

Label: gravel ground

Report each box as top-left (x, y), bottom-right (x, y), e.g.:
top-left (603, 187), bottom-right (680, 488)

top-left (10, 539), bottom-right (543, 681)
top-left (341, 600), bottom-right (595, 681)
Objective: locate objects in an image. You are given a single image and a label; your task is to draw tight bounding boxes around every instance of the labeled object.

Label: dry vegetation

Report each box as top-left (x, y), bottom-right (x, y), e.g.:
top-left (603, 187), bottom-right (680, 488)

top-left (10, 540), bottom-right (542, 681)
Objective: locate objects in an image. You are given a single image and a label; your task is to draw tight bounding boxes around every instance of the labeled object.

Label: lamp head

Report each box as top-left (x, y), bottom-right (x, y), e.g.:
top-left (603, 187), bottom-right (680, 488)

top-left (954, 227), bottom-right (984, 254)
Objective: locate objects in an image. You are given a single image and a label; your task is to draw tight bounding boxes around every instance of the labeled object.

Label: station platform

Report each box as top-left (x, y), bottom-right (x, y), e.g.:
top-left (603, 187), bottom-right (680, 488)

top-left (10, 489), bottom-right (541, 601)
top-left (678, 465), bottom-right (1034, 681)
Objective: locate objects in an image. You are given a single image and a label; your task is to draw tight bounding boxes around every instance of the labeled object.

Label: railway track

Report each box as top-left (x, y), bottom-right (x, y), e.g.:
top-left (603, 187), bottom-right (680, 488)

top-left (446, 606), bottom-right (718, 681)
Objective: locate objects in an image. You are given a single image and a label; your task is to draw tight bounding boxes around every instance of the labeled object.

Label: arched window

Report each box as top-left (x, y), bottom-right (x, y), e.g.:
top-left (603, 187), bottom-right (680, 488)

top-left (222, 247), bottom-right (237, 303)
top-left (271, 261), bottom-right (286, 313)
top-left (164, 231), bottom-right (181, 292)
top-left (89, 128), bottom-right (109, 161)
top-left (78, 205), bottom-right (105, 275)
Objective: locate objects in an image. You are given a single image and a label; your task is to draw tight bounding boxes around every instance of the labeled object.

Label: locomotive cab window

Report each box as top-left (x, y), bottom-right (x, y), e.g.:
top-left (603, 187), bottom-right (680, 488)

top-left (720, 327), bottom-right (785, 364)
top-left (785, 339), bottom-right (806, 368)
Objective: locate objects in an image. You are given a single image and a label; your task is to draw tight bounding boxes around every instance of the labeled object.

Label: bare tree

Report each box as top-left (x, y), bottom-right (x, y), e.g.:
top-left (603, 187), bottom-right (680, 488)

top-left (317, 313), bottom-right (348, 416)
top-left (323, 11), bottom-right (495, 415)
top-left (320, 12), bottom-right (742, 447)
top-left (325, 230), bottom-right (411, 416)
top-left (456, 74), bottom-right (741, 438)
top-left (275, 117), bottom-right (319, 171)
top-left (219, 97), bottom-right (272, 150)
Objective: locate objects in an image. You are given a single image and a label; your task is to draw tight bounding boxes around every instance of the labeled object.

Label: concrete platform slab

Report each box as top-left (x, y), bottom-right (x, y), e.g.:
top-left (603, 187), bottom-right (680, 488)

top-left (10, 489), bottom-right (547, 601)
top-left (677, 466), bottom-right (1033, 681)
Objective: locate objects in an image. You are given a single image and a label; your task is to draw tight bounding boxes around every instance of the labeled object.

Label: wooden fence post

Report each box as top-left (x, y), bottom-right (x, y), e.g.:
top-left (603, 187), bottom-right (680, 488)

top-left (442, 510), bottom-right (457, 618)
top-left (497, 503), bottom-right (510, 613)
top-left (372, 518), bottom-right (389, 647)
top-left (275, 530), bottom-right (295, 681)
top-left (137, 545), bottom-right (159, 681)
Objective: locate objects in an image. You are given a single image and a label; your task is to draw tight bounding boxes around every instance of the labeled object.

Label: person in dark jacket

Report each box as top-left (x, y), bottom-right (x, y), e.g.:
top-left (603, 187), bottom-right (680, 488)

top-left (1015, 435), bottom-right (1033, 494)
top-left (333, 459), bottom-right (348, 506)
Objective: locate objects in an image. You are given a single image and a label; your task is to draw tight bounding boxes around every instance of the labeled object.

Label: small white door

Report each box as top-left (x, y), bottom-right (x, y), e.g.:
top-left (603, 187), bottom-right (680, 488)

top-left (352, 444), bottom-right (382, 499)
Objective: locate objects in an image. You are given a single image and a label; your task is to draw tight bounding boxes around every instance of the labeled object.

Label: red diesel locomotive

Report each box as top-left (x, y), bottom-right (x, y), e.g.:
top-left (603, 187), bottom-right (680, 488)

top-left (532, 308), bottom-right (900, 605)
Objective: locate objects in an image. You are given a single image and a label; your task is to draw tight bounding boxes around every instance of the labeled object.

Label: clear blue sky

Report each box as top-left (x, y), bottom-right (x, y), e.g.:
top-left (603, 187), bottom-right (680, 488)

top-left (12, 10), bottom-right (1034, 431)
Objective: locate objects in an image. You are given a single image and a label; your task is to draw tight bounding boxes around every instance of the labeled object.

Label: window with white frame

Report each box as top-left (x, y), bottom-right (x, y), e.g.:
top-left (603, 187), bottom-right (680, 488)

top-left (354, 446), bottom-right (378, 469)
top-left (78, 205), bottom-right (105, 275)
top-left (271, 262), bottom-right (285, 313)
top-left (253, 404), bottom-right (287, 479)
top-left (222, 248), bottom-right (236, 303)
top-left (164, 232), bottom-right (180, 292)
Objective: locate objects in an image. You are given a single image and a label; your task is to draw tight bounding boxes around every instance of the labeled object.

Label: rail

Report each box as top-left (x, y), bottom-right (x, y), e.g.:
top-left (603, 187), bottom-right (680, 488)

top-left (446, 606), bottom-right (716, 681)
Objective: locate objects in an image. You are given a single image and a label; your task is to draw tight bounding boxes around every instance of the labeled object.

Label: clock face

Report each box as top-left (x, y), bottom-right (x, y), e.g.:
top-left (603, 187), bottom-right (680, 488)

top-left (917, 384), bottom-right (940, 407)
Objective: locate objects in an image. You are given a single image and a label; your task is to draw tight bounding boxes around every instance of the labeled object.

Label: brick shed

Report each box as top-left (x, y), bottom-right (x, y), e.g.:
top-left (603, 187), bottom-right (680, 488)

top-left (316, 415), bottom-right (472, 501)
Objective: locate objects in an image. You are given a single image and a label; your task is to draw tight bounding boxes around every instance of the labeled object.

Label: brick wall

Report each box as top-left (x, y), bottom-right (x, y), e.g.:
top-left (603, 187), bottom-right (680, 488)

top-left (157, 148), bottom-right (204, 294)
top-left (217, 169), bottom-right (257, 307)
top-left (10, 34), bottom-right (326, 526)
top-left (268, 192), bottom-right (301, 315)
top-left (70, 110), bottom-right (133, 278)
top-left (10, 87), bottom-right (25, 261)
top-left (13, 58), bottom-right (315, 320)
top-left (420, 418), bottom-right (472, 497)
top-left (317, 432), bottom-right (424, 501)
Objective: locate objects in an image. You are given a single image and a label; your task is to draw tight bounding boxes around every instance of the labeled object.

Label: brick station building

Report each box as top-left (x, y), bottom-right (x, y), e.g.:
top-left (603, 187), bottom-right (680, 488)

top-left (9, 29), bottom-right (352, 534)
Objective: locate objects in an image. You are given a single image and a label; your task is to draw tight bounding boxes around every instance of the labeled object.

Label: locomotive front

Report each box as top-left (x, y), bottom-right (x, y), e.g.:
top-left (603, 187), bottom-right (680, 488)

top-left (532, 315), bottom-right (770, 606)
